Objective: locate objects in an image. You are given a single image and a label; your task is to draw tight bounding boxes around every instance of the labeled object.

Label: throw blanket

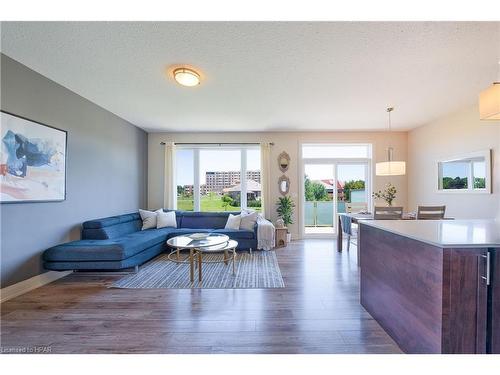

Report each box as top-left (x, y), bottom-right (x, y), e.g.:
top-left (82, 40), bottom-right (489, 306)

top-left (339, 214), bottom-right (352, 235)
top-left (257, 215), bottom-right (275, 251)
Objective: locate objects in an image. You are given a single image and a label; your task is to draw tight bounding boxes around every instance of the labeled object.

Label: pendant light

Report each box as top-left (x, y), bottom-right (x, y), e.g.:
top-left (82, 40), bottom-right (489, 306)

top-left (376, 107), bottom-right (406, 176)
top-left (479, 24), bottom-right (500, 121)
top-left (479, 61), bottom-right (500, 121)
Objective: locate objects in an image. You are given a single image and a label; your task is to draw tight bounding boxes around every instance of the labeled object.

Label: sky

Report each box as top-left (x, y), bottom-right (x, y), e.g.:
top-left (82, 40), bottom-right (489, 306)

top-left (441, 160), bottom-right (485, 179)
top-left (176, 149), bottom-right (260, 186)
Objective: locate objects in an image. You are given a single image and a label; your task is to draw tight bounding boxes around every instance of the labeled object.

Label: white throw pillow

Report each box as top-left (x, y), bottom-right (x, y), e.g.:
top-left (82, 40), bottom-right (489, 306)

top-left (139, 209), bottom-right (157, 230)
top-left (240, 211), bottom-right (258, 231)
top-left (225, 214), bottom-right (241, 230)
top-left (156, 209), bottom-right (177, 229)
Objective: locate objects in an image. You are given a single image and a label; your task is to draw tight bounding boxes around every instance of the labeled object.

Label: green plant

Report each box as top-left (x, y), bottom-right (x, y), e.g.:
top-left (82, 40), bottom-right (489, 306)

top-left (247, 199), bottom-right (262, 208)
top-left (276, 196), bottom-right (295, 229)
top-left (221, 194), bottom-right (234, 211)
top-left (372, 183), bottom-right (397, 206)
top-left (304, 175), bottom-right (329, 201)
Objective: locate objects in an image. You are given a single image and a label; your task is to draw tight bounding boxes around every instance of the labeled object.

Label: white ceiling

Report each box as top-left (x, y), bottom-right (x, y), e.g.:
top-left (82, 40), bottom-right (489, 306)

top-left (1, 22), bottom-right (499, 132)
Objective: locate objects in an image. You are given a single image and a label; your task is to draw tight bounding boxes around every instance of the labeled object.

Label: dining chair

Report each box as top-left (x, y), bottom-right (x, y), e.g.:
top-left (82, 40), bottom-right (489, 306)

top-left (344, 203), bottom-right (368, 252)
top-left (417, 205), bottom-right (446, 220)
top-left (374, 206), bottom-right (403, 220)
top-left (339, 214), bottom-right (353, 252)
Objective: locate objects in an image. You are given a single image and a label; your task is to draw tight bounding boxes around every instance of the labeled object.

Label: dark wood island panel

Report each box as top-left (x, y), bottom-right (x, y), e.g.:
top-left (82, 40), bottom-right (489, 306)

top-left (490, 249), bottom-right (500, 353)
top-left (359, 223), bottom-right (490, 354)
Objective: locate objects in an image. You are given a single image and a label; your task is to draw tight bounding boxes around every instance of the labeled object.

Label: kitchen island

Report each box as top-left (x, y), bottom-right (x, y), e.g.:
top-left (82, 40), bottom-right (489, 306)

top-left (359, 219), bottom-right (500, 354)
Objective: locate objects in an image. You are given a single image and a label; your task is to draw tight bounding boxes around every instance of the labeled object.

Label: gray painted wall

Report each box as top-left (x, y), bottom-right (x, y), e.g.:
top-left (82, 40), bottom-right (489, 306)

top-left (0, 54), bottom-right (148, 287)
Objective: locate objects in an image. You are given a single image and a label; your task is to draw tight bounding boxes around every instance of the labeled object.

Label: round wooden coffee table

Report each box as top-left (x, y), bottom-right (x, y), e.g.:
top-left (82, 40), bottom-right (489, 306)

top-left (194, 239), bottom-right (239, 282)
top-left (167, 233), bottom-right (237, 282)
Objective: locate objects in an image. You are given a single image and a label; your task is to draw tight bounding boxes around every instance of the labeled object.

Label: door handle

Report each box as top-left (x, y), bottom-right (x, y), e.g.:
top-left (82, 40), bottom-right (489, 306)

top-left (481, 252), bottom-right (490, 286)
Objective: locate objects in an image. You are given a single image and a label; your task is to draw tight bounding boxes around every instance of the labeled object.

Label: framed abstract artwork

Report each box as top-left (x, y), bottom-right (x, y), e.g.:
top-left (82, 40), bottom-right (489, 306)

top-left (1, 111), bottom-right (67, 203)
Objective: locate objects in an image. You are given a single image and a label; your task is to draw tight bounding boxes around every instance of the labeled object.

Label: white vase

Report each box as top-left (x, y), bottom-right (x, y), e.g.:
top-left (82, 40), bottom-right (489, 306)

top-left (275, 218), bottom-right (285, 228)
top-left (286, 233), bottom-right (292, 243)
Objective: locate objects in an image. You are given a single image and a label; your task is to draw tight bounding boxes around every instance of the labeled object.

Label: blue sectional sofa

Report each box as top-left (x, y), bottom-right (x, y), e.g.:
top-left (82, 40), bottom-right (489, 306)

top-left (43, 210), bottom-right (258, 271)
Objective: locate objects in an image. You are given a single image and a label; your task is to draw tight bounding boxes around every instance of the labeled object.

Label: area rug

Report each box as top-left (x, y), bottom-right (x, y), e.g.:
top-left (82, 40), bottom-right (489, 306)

top-left (110, 251), bottom-right (285, 289)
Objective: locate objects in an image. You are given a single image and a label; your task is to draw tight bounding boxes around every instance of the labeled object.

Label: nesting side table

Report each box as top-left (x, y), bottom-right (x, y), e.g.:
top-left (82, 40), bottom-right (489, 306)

top-left (275, 227), bottom-right (288, 248)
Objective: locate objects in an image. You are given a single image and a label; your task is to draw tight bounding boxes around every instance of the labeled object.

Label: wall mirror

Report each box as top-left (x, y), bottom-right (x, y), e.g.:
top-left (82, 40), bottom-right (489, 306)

top-left (278, 175), bottom-right (290, 196)
top-left (437, 149), bottom-right (491, 193)
top-left (278, 151), bottom-right (290, 172)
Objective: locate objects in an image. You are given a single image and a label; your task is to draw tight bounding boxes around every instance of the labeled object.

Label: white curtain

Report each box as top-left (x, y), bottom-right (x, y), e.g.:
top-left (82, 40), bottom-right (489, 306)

top-left (260, 142), bottom-right (272, 220)
top-left (163, 142), bottom-right (177, 209)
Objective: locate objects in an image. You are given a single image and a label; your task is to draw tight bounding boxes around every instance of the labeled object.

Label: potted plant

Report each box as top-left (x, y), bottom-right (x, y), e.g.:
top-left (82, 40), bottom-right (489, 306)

top-left (372, 183), bottom-right (397, 206)
top-left (276, 196), bottom-right (295, 243)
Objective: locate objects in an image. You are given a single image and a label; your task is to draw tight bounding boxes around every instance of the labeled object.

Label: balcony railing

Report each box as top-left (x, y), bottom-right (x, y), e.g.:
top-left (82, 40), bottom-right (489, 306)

top-left (304, 200), bottom-right (354, 227)
top-left (305, 201), bottom-right (334, 227)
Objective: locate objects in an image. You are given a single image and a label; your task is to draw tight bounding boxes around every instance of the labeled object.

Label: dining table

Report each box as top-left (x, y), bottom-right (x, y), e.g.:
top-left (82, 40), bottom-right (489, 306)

top-left (337, 212), bottom-right (454, 254)
top-left (337, 212), bottom-right (417, 253)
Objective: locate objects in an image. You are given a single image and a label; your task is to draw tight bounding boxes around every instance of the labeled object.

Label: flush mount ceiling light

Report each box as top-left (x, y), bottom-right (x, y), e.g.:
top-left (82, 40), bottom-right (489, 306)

top-left (376, 107), bottom-right (406, 176)
top-left (173, 67), bottom-right (200, 87)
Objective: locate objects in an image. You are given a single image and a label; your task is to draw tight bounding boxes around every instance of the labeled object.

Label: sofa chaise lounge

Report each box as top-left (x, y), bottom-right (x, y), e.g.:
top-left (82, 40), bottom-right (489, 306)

top-left (43, 210), bottom-right (258, 271)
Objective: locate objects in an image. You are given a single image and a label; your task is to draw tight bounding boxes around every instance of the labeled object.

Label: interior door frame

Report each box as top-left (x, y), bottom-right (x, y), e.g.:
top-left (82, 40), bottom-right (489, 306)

top-left (299, 155), bottom-right (372, 239)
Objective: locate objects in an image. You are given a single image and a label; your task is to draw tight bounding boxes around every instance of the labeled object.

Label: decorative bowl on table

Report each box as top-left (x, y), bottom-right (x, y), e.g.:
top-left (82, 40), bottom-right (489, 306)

top-left (189, 233), bottom-right (210, 240)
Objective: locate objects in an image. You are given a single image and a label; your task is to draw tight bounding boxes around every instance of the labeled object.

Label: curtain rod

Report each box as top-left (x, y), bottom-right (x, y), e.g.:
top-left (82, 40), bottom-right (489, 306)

top-left (160, 142), bottom-right (274, 146)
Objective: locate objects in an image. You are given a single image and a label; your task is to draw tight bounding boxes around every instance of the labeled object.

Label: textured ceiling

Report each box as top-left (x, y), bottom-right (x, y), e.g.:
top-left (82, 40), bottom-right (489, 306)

top-left (1, 22), bottom-right (499, 132)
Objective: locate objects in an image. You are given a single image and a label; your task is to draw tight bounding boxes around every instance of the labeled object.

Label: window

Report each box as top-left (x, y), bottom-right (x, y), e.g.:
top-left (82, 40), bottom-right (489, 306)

top-left (441, 160), bottom-right (469, 190)
top-left (176, 149), bottom-right (194, 211)
top-left (437, 150), bottom-right (491, 193)
top-left (200, 149), bottom-right (241, 212)
top-left (175, 145), bottom-right (262, 212)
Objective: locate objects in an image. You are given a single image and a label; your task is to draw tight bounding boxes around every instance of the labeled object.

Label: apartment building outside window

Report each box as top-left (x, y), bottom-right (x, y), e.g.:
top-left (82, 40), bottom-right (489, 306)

top-left (176, 145), bottom-right (262, 212)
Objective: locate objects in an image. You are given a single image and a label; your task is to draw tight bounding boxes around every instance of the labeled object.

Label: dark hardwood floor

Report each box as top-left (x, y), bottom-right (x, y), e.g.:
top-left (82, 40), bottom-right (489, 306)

top-left (0, 239), bottom-right (402, 354)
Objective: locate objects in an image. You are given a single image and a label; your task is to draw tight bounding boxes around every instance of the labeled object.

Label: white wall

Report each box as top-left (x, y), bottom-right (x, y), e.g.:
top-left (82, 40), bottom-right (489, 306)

top-left (408, 105), bottom-right (500, 220)
top-left (148, 131), bottom-right (408, 239)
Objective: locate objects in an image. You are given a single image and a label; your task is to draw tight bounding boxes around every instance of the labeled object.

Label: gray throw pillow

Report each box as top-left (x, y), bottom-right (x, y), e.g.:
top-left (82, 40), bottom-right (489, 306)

top-left (225, 214), bottom-right (241, 230)
top-left (240, 211), bottom-right (258, 231)
top-left (139, 209), bottom-right (157, 230)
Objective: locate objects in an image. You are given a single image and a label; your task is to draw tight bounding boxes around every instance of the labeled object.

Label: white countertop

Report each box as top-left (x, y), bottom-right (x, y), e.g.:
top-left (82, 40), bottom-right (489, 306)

top-left (360, 219), bottom-right (500, 248)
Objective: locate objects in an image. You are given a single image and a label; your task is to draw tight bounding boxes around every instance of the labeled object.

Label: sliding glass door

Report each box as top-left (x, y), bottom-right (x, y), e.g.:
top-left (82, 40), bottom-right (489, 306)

top-left (336, 163), bottom-right (369, 215)
top-left (304, 163), bottom-right (335, 235)
top-left (301, 144), bottom-right (372, 237)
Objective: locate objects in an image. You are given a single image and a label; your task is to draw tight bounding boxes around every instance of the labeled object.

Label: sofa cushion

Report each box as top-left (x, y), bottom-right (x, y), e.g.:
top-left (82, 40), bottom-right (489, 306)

top-left (166, 228), bottom-right (211, 239)
top-left (82, 213), bottom-right (142, 239)
top-left (45, 227), bottom-right (176, 262)
top-left (179, 212), bottom-right (234, 229)
top-left (211, 229), bottom-right (256, 240)
top-left (83, 213), bottom-right (140, 229)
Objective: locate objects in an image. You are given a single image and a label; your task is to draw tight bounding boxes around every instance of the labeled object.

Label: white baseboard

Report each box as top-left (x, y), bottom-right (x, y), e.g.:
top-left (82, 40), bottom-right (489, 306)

top-left (0, 270), bottom-right (72, 303)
